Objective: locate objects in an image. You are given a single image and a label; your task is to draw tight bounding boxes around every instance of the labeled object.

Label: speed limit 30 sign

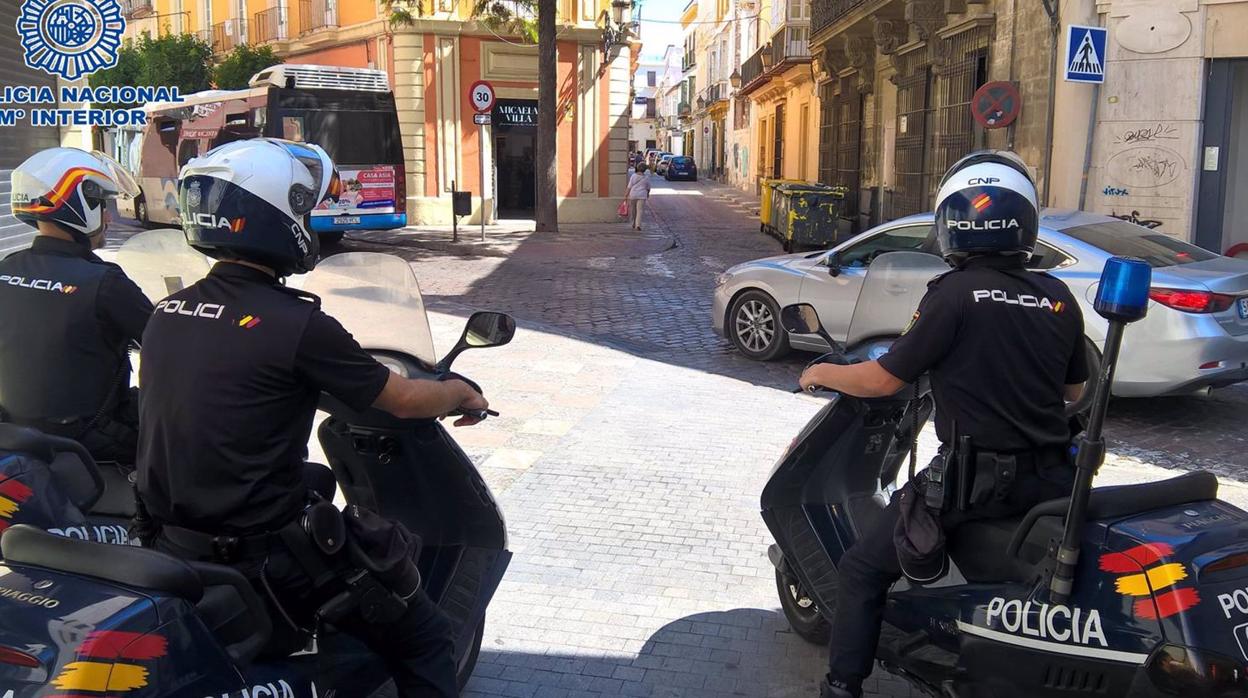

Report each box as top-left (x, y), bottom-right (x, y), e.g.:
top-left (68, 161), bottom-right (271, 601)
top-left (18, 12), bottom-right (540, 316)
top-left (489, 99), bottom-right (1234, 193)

top-left (469, 80), bottom-right (496, 114)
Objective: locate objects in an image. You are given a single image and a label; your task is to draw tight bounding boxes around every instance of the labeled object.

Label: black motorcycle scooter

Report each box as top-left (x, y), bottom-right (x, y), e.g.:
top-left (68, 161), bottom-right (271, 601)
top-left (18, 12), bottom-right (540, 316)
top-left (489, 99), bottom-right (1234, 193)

top-left (0, 236), bottom-right (513, 695)
top-left (762, 252), bottom-right (1248, 697)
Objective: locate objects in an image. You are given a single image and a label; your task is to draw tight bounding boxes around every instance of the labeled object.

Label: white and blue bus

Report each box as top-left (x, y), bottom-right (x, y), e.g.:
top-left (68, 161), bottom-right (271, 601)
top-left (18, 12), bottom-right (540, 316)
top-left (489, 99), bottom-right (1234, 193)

top-left (134, 64), bottom-right (406, 242)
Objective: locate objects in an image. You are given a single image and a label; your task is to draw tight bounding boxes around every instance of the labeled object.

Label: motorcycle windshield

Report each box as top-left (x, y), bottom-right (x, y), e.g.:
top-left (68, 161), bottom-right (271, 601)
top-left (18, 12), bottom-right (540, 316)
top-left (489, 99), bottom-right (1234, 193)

top-left (846, 251), bottom-right (949, 348)
top-left (302, 252), bottom-right (438, 366)
top-left (114, 228), bottom-right (213, 302)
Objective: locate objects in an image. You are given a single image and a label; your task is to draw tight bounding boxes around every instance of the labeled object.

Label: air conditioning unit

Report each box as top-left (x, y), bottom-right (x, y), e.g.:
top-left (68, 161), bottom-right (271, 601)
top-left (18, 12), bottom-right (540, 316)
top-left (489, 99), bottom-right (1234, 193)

top-left (249, 64), bottom-right (390, 92)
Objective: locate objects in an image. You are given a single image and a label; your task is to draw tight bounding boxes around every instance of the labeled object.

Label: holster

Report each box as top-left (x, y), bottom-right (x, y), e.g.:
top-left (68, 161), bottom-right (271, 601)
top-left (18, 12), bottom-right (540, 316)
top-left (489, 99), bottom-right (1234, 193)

top-left (966, 451), bottom-right (1019, 510)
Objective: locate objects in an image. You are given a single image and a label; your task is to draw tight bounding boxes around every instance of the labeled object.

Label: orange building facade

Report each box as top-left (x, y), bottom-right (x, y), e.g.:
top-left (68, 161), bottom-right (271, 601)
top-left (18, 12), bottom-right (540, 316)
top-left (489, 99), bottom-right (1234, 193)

top-left (122, 0), bottom-right (638, 224)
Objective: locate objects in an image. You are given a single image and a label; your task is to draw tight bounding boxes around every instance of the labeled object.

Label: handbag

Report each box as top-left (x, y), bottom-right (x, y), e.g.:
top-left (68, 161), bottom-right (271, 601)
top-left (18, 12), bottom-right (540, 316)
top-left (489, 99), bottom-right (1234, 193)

top-left (617, 199), bottom-right (630, 218)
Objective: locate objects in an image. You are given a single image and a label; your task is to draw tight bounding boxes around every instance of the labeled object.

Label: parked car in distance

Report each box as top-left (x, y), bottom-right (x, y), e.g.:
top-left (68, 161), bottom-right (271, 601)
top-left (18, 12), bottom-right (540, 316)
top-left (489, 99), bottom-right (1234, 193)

top-left (712, 210), bottom-right (1248, 398)
top-left (655, 154), bottom-right (675, 176)
top-left (665, 156), bottom-right (697, 181)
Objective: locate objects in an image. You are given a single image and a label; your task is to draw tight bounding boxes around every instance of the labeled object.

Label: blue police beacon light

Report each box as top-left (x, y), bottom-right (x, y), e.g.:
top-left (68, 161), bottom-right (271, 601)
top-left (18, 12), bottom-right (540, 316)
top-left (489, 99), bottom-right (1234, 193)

top-left (1094, 256), bottom-right (1152, 323)
top-left (1050, 255), bottom-right (1151, 605)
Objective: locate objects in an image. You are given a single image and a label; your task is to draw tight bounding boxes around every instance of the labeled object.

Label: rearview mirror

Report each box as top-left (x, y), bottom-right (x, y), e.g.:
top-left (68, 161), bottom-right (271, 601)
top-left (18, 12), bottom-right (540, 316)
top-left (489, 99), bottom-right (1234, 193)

top-left (780, 304), bottom-right (822, 335)
top-left (826, 252), bottom-right (842, 277)
top-left (437, 312), bottom-right (516, 372)
top-left (464, 311), bottom-right (516, 348)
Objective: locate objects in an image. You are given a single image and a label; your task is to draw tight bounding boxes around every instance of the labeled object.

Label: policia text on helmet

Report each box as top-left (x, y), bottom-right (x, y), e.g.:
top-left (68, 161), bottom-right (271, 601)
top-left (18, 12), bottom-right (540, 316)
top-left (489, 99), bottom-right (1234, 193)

top-left (804, 151), bottom-right (1090, 698)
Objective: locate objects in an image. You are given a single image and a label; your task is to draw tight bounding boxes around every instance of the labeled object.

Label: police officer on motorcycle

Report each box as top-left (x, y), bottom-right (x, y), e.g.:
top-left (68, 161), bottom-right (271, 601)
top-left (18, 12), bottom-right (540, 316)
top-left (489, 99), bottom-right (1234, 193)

top-left (798, 152), bottom-right (1089, 698)
top-left (0, 148), bottom-right (153, 463)
top-left (136, 139), bottom-right (486, 696)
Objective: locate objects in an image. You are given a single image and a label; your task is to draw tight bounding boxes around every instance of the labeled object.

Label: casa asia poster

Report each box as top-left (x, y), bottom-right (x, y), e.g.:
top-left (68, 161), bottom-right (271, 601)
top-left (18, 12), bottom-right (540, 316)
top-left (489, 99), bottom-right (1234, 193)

top-left (316, 165), bottom-right (397, 214)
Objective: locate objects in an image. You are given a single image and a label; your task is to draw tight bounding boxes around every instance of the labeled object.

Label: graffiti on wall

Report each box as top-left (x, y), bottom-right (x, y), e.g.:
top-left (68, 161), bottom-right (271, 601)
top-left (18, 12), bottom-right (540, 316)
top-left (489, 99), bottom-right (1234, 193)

top-left (1112, 210), bottom-right (1164, 229)
top-left (1113, 122), bottom-right (1178, 144)
top-left (1106, 146), bottom-right (1185, 188)
top-left (1096, 123), bottom-right (1193, 232)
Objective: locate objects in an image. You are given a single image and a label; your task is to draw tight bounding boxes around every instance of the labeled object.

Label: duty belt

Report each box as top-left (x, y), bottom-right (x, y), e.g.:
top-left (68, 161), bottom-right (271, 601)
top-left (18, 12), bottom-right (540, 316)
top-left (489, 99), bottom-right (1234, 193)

top-left (158, 522), bottom-right (284, 564)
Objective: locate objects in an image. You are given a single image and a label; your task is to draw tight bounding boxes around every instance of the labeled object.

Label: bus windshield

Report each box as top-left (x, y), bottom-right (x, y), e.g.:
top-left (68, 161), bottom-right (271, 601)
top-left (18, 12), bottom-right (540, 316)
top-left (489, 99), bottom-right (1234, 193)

top-left (274, 88), bottom-right (404, 223)
top-left (275, 88), bottom-right (402, 166)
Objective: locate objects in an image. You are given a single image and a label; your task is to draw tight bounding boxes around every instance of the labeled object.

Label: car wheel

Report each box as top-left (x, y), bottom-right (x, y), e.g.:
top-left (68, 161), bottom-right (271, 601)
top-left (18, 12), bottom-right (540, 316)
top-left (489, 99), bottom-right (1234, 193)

top-left (135, 196), bottom-right (149, 228)
top-left (776, 568), bottom-right (831, 645)
top-left (730, 290), bottom-right (790, 360)
top-left (1066, 338), bottom-right (1101, 419)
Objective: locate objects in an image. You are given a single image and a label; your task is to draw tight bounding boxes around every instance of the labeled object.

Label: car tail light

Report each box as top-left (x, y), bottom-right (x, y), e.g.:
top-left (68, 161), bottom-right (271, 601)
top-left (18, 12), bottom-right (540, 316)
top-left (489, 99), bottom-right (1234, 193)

top-left (1148, 287), bottom-right (1235, 313)
top-left (0, 645), bottom-right (39, 668)
top-left (395, 165), bottom-right (407, 215)
top-left (1204, 551), bottom-right (1248, 574)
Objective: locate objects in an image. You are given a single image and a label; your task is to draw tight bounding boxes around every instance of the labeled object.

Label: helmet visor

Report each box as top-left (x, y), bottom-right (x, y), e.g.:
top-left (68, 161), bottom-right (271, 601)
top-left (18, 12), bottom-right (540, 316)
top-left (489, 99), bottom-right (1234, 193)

top-left (269, 139), bottom-right (338, 214)
top-left (89, 150), bottom-right (141, 198)
top-left (275, 141), bottom-right (327, 190)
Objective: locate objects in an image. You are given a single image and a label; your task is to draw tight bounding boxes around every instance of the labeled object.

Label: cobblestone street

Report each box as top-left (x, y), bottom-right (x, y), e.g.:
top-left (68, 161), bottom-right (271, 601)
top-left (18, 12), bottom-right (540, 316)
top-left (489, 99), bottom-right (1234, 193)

top-left (323, 177), bottom-right (1248, 697)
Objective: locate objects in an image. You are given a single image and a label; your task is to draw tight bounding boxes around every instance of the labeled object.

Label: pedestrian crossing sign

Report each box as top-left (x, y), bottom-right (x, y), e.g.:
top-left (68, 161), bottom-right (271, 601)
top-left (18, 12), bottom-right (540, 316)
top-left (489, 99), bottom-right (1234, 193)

top-left (1065, 24), bottom-right (1107, 83)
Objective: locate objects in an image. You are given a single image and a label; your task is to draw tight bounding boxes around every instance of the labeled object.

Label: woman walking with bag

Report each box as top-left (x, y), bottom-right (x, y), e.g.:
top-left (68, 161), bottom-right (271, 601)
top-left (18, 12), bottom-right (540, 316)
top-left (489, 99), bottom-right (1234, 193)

top-left (625, 164), bottom-right (652, 231)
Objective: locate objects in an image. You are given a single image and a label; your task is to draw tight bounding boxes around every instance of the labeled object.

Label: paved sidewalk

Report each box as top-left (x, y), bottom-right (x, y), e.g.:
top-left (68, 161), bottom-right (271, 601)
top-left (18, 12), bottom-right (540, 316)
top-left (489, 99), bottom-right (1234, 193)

top-left (419, 309), bottom-right (924, 698)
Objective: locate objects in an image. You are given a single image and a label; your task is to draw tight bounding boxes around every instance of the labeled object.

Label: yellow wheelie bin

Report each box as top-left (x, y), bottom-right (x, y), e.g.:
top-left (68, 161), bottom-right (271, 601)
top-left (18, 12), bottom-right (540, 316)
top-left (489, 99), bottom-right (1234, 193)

top-left (771, 183), bottom-right (845, 252)
top-left (759, 178), bottom-right (805, 234)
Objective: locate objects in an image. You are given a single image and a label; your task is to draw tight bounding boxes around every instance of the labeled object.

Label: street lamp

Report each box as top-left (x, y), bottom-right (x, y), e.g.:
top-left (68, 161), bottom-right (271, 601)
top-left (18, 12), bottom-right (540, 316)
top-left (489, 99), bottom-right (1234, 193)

top-left (729, 69), bottom-right (742, 90)
top-left (600, 0), bottom-right (635, 65)
top-left (760, 44), bottom-right (774, 69)
top-left (696, 96), bottom-right (706, 110)
top-left (610, 0), bottom-right (630, 25)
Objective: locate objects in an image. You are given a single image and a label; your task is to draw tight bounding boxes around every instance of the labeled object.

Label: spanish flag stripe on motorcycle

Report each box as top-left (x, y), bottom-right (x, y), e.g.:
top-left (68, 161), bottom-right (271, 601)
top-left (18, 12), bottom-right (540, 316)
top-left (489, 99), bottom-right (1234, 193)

top-left (78, 631), bottom-right (168, 660)
top-left (1113, 562), bottom-right (1189, 597)
top-left (1098, 542), bottom-right (1174, 573)
top-left (1134, 587), bottom-right (1202, 621)
top-left (0, 496), bottom-right (20, 519)
top-left (0, 478), bottom-right (33, 503)
top-left (52, 661), bottom-right (150, 691)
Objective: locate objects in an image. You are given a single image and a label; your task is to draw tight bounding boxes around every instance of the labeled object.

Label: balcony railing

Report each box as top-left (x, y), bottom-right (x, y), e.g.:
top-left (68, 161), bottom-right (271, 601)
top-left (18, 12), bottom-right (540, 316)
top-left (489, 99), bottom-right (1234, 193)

top-left (740, 48), bottom-right (767, 90)
top-left (213, 18), bottom-right (247, 53)
top-left (251, 7), bottom-right (286, 43)
top-left (770, 24), bottom-right (812, 65)
top-left (300, 0), bottom-right (338, 35)
top-left (702, 82), bottom-right (729, 107)
top-left (121, 0), bottom-right (153, 17)
top-left (812, 0), bottom-right (870, 39)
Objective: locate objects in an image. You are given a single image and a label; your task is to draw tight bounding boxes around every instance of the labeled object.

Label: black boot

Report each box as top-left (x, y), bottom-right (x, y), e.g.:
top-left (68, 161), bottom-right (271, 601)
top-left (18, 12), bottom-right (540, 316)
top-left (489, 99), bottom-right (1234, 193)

top-left (820, 677), bottom-right (858, 698)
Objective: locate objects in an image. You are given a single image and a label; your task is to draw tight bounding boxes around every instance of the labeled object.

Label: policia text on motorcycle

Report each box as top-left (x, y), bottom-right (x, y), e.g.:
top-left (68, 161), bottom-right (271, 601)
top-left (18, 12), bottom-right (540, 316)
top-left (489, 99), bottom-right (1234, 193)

top-left (0, 148), bottom-right (154, 464)
top-left (797, 152), bottom-right (1089, 698)
top-left (135, 139), bottom-right (487, 697)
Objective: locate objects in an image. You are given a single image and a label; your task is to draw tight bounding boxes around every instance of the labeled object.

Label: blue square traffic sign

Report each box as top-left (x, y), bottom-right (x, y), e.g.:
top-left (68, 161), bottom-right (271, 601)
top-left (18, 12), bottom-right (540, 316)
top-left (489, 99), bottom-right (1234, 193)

top-left (1065, 24), bottom-right (1107, 83)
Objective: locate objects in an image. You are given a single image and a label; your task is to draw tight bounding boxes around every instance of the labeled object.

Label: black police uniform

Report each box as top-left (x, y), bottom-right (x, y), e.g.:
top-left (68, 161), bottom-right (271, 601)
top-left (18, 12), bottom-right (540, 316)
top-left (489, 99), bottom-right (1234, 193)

top-left (137, 262), bottom-right (458, 696)
top-left (825, 255), bottom-right (1088, 694)
top-left (0, 236), bottom-right (153, 463)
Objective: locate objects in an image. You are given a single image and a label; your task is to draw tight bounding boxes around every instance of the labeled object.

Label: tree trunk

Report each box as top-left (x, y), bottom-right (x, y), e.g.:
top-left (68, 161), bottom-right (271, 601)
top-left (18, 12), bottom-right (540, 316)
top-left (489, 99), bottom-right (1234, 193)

top-left (534, 0), bottom-right (558, 232)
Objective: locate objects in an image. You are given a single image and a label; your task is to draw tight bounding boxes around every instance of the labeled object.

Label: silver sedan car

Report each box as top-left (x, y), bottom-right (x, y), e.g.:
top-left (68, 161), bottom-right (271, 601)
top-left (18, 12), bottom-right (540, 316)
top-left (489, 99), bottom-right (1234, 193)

top-left (713, 210), bottom-right (1248, 397)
